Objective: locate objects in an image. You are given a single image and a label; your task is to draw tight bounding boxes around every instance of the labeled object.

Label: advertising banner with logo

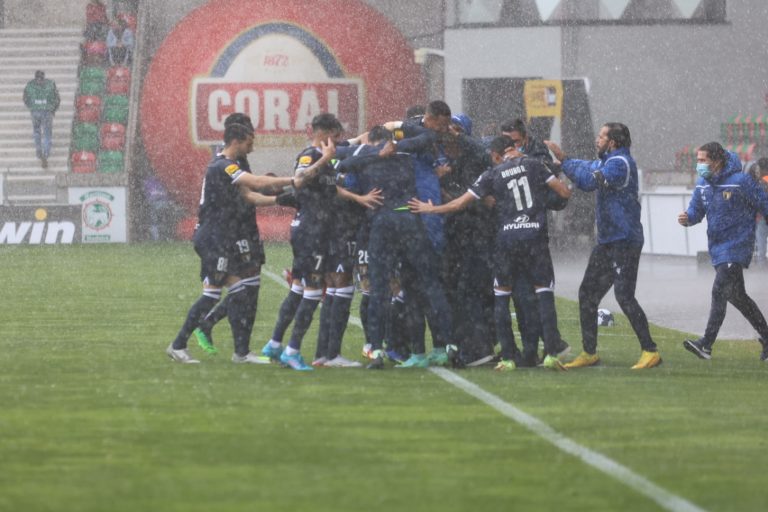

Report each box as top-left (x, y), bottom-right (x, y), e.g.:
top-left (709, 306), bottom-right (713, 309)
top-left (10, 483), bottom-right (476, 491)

top-left (68, 187), bottom-right (127, 243)
top-left (140, 0), bottom-right (425, 238)
top-left (0, 206), bottom-right (82, 245)
top-left (524, 80), bottom-right (563, 119)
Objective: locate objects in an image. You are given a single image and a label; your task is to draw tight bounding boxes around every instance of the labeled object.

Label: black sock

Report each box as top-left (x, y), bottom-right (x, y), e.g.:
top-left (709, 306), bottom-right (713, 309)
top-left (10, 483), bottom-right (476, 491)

top-left (315, 292), bottom-right (335, 359)
top-left (327, 287), bottom-right (353, 359)
top-left (228, 285), bottom-right (256, 357)
top-left (360, 293), bottom-right (370, 345)
top-left (271, 289), bottom-right (303, 342)
top-left (199, 295), bottom-right (230, 339)
top-left (494, 293), bottom-right (519, 361)
top-left (287, 293), bottom-right (322, 351)
top-left (536, 291), bottom-right (559, 356)
top-left (172, 293), bottom-right (219, 349)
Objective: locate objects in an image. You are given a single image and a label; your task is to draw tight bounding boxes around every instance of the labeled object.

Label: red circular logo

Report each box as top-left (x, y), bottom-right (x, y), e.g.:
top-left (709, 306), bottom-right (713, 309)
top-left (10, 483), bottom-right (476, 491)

top-left (140, 0), bottom-right (426, 230)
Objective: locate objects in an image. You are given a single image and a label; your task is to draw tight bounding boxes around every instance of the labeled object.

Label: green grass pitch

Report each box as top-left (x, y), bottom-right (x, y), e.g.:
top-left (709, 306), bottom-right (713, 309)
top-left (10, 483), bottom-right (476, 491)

top-left (1, 242), bottom-right (766, 512)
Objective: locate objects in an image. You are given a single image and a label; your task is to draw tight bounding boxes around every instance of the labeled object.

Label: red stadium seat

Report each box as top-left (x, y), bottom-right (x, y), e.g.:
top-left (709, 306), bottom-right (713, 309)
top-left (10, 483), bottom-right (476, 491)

top-left (71, 151), bottom-right (97, 173)
top-left (106, 66), bottom-right (131, 95)
top-left (100, 123), bottom-right (126, 151)
top-left (117, 12), bottom-right (137, 31)
top-left (83, 40), bottom-right (107, 66)
top-left (76, 95), bottom-right (102, 123)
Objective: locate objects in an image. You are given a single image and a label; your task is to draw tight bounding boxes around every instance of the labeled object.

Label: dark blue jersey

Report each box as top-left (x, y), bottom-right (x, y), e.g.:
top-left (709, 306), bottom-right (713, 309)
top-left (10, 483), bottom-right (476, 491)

top-left (292, 145), bottom-right (337, 241)
top-left (469, 156), bottom-right (555, 246)
top-left (338, 145), bottom-right (419, 212)
top-left (194, 154), bottom-right (248, 249)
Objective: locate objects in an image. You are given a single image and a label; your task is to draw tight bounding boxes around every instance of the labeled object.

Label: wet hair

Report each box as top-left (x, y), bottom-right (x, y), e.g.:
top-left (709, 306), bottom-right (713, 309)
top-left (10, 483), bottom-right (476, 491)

top-left (426, 100), bottom-right (451, 118)
top-left (489, 135), bottom-right (515, 156)
top-left (224, 123), bottom-right (252, 145)
top-left (603, 122), bottom-right (632, 148)
top-left (311, 113), bottom-right (340, 133)
top-left (406, 105), bottom-right (425, 118)
top-left (500, 118), bottom-right (526, 137)
top-left (698, 142), bottom-right (727, 166)
top-left (756, 157), bottom-right (768, 174)
top-left (367, 125), bottom-right (393, 145)
top-left (224, 113), bottom-right (254, 133)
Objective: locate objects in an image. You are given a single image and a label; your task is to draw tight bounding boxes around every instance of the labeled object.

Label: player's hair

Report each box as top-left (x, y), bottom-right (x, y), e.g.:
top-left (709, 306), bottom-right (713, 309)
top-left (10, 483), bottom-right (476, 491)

top-left (406, 105), bottom-right (425, 118)
top-left (489, 135), bottom-right (515, 156)
top-left (224, 112), bottom-right (254, 133)
top-left (368, 125), bottom-right (393, 144)
top-left (603, 122), bottom-right (632, 148)
top-left (755, 157), bottom-right (768, 175)
top-left (500, 118), bottom-right (526, 137)
top-left (223, 123), bottom-right (252, 145)
top-left (312, 113), bottom-right (340, 133)
top-left (426, 100), bottom-right (451, 118)
top-left (698, 141), bottom-right (727, 166)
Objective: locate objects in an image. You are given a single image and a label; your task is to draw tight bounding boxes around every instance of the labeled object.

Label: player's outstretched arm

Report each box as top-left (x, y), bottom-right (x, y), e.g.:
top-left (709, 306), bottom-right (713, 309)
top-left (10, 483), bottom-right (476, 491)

top-left (547, 176), bottom-right (572, 199)
top-left (241, 189), bottom-right (277, 206)
top-left (337, 186), bottom-right (383, 209)
top-left (408, 191), bottom-right (476, 215)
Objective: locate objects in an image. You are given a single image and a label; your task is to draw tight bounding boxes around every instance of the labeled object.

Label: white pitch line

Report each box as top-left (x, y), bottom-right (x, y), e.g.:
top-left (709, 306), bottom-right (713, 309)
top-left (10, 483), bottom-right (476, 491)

top-left (263, 265), bottom-right (706, 511)
top-left (429, 367), bottom-right (707, 512)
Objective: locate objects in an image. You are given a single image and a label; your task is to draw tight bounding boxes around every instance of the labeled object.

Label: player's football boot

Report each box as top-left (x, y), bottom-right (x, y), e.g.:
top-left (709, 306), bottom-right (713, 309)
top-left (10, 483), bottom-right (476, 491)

top-left (232, 352), bottom-right (271, 364)
top-left (323, 356), bottom-right (363, 368)
top-left (311, 357), bottom-right (328, 367)
top-left (563, 351), bottom-right (600, 369)
top-left (166, 344), bottom-right (200, 364)
top-left (395, 354), bottom-right (429, 368)
top-left (366, 350), bottom-right (385, 369)
top-left (493, 359), bottom-right (516, 372)
top-left (385, 348), bottom-right (408, 363)
top-left (555, 339), bottom-right (571, 359)
top-left (426, 348), bottom-right (449, 366)
top-left (193, 328), bottom-right (218, 355)
top-left (542, 355), bottom-right (567, 371)
top-left (682, 338), bottom-right (711, 360)
top-left (261, 341), bottom-right (284, 361)
top-left (631, 350), bottom-right (662, 369)
top-left (279, 351), bottom-right (313, 371)
top-left (362, 343), bottom-right (374, 360)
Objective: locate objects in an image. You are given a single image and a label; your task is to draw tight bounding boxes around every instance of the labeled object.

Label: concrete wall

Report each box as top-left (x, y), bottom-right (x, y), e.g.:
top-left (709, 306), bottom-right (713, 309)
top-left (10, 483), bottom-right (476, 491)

top-left (446, 2), bottom-right (768, 171)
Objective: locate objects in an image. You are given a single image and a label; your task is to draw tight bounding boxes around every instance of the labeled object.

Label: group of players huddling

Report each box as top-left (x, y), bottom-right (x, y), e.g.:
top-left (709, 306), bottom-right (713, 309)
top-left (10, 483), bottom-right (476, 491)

top-left (166, 99), bottom-right (768, 371)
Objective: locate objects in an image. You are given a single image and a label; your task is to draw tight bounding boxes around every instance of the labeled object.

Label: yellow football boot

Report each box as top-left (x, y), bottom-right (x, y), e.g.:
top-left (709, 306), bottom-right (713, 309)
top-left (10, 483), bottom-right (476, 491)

top-left (631, 350), bottom-right (662, 369)
top-left (563, 351), bottom-right (600, 369)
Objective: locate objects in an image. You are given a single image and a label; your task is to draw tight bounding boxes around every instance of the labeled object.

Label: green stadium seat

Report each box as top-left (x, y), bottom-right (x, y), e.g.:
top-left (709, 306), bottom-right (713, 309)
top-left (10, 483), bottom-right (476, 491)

top-left (98, 150), bottom-right (124, 173)
top-left (72, 122), bottom-right (100, 152)
top-left (102, 95), bottom-right (129, 123)
top-left (79, 78), bottom-right (105, 96)
top-left (79, 66), bottom-right (107, 83)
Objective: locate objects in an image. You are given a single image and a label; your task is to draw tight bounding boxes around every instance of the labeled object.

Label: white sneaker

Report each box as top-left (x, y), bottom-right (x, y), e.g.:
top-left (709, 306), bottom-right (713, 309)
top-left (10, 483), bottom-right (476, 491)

top-left (311, 357), bottom-right (328, 367)
top-left (232, 352), bottom-right (271, 364)
top-left (323, 355), bottom-right (363, 368)
top-left (166, 344), bottom-right (200, 364)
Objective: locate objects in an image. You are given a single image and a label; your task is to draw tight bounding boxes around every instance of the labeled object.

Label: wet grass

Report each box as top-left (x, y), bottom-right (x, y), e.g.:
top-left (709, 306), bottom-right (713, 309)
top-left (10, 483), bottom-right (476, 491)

top-left (0, 242), bottom-right (766, 512)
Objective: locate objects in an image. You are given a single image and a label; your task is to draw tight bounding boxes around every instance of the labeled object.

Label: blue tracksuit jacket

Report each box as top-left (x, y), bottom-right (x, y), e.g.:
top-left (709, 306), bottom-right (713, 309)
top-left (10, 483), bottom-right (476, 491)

top-left (686, 150), bottom-right (768, 266)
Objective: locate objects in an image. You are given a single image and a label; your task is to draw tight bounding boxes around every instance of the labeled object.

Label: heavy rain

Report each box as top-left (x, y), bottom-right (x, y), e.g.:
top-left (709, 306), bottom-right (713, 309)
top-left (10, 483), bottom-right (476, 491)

top-left (1, 1), bottom-right (768, 511)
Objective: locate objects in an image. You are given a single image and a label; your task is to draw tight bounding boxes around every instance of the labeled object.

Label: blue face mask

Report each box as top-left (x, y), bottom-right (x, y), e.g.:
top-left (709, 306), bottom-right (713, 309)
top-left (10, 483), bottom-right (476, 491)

top-left (696, 163), bottom-right (712, 180)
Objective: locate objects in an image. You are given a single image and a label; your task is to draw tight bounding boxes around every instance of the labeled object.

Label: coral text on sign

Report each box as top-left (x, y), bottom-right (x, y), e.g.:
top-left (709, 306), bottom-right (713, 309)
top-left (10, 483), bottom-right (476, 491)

top-left (193, 80), bottom-right (362, 144)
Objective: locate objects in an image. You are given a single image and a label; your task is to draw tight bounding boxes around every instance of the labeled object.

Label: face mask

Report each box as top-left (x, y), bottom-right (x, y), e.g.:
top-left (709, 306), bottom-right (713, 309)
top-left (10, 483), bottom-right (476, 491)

top-left (696, 163), bottom-right (712, 180)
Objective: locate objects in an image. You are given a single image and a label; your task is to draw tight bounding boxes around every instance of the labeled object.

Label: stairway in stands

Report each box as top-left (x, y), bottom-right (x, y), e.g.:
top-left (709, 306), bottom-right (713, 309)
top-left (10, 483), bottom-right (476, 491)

top-left (0, 28), bottom-right (81, 205)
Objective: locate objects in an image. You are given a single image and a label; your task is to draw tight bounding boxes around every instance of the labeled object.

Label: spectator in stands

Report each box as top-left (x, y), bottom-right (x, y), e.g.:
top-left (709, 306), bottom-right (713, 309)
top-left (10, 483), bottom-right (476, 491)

top-left (107, 18), bottom-right (134, 66)
top-left (84, 0), bottom-right (109, 40)
top-left (23, 70), bottom-right (60, 169)
top-left (143, 174), bottom-right (172, 241)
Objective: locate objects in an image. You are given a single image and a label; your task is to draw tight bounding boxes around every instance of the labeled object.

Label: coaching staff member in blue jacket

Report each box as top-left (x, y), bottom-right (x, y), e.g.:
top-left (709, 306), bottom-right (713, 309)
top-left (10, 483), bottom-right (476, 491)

top-left (545, 123), bottom-right (661, 370)
top-left (679, 142), bottom-right (768, 362)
